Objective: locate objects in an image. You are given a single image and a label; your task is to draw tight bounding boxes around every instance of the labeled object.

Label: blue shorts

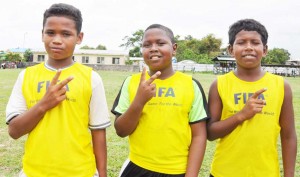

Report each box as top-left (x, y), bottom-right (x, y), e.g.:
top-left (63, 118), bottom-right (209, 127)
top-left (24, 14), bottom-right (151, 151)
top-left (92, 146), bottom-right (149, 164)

top-left (119, 160), bottom-right (185, 177)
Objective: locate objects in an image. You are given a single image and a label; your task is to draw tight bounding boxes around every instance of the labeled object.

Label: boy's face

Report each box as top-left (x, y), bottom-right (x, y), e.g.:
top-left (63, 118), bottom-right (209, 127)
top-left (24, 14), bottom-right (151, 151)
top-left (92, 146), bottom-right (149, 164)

top-left (142, 28), bottom-right (177, 72)
top-left (42, 16), bottom-right (83, 62)
top-left (228, 30), bottom-right (267, 69)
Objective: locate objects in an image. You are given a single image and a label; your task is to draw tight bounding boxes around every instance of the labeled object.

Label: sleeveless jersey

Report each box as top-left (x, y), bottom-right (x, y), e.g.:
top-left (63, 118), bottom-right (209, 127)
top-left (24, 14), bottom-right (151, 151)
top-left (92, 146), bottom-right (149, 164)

top-left (112, 71), bottom-right (208, 174)
top-left (22, 63), bottom-right (96, 177)
top-left (211, 71), bottom-right (284, 177)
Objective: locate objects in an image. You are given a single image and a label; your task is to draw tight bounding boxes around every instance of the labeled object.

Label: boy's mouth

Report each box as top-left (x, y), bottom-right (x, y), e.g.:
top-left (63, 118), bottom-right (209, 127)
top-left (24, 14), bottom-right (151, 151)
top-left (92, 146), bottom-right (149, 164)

top-left (242, 54), bottom-right (256, 58)
top-left (50, 47), bottom-right (64, 52)
top-left (150, 55), bottom-right (161, 60)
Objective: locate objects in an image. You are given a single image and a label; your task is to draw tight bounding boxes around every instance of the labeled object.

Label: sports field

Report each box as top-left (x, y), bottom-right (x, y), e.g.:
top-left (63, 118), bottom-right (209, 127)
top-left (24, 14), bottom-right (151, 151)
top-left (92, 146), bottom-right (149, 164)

top-left (0, 69), bottom-right (299, 176)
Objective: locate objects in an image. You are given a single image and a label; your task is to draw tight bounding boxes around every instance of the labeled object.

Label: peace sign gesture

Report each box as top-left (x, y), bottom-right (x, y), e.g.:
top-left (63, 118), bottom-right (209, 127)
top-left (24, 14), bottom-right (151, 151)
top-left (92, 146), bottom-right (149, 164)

top-left (40, 69), bottom-right (74, 111)
top-left (135, 67), bottom-right (161, 105)
top-left (239, 88), bottom-right (267, 121)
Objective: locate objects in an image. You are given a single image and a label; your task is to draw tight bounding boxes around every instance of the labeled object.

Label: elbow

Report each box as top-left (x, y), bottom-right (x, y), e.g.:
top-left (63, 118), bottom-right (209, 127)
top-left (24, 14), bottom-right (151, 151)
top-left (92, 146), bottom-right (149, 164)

top-left (206, 128), bottom-right (218, 141)
top-left (207, 134), bottom-right (217, 141)
top-left (8, 128), bottom-right (21, 140)
top-left (115, 130), bottom-right (128, 138)
top-left (114, 125), bottom-right (129, 138)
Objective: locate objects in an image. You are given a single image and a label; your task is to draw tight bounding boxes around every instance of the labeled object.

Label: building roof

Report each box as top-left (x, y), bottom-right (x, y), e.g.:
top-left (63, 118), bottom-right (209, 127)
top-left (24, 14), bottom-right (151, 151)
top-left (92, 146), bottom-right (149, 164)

top-left (178, 60), bottom-right (197, 64)
top-left (74, 49), bottom-right (128, 56)
top-left (212, 56), bottom-right (235, 61)
top-left (31, 48), bottom-right (128, 56)
top-left (7, 48), bottom-right (28, 53)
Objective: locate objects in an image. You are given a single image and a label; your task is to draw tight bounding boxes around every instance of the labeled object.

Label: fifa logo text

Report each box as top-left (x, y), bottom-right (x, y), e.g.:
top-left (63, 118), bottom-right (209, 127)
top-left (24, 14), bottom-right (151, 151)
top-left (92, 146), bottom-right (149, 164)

top-left (234, 92), bottom-right (265, 104)
top-left (37, 80), bottom-right (70, 93)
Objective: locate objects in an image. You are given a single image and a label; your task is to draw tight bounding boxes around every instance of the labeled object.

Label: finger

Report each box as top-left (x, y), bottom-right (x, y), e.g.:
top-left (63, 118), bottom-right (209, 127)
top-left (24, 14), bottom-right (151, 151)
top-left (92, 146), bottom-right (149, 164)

top-left (251, 88), bottom-right (267, 99)
top-left (146, 71), bottom-right (161, 85)
top-left (57, 86), bottom-right (67, 96)
top-left (139, 67), bottom-right (147, 84)
top-left (50, 69), bottom-right (62, 86)
top-left (150, 83), bottom-right (156, 91)
top-left (57, 76), bottom-right (74, 89)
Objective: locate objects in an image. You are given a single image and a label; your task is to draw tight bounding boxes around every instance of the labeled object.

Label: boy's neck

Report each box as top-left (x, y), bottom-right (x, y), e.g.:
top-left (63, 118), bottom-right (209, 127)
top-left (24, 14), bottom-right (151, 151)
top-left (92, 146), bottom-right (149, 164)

top-left (234, 67), bottom-right (266, 82)
top-left (149, 68), bottom-right (175, 80)
top-left (46, 59), bottom-right (74, 70)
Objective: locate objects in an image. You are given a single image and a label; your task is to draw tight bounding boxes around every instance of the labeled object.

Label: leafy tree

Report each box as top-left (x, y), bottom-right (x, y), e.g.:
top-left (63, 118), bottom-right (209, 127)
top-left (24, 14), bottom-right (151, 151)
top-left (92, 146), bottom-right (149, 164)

top-left (198, 34), bottom-right (222, 57)
top-left (120, 30), bottom-right (222, 62)
top-left (0, 51), bottom-right (6, 61)
top-left (120, 30), bottom-right (144, 57)
top-left (120, 29), bottom-right (144, 49)
top-left (80, 45), bottom-right (95, 49)
top-left (23, 49), bottom-right (33, 62)
top-left (80, 44), bottom-right (107, 50)
top-left (262, 48), bottom-right (290, 64)
top-left (176, 34), bottom-right (221, 63)
top-left (5, 52), bottom-right (22, 62)
top-left (129, 46), bottom-right (142, 57)
top-left (96, 44), bottom-right (107, 50)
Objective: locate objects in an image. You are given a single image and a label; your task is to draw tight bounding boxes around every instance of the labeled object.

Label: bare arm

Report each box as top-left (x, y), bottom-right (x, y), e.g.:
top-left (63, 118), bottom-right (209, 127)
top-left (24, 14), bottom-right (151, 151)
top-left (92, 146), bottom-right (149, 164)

top-left (8, 70), bottom-right (73, 139)
top-left (92, 129), bottom-right (107, 177)
top-left (207, 80), bottom-right (267, 141)
top-left (280, 81), bottom-right (297, 177)
top-left (114, 68), bottom-right (161, 137)
top-left (185, 121), bottom-right (207, 177)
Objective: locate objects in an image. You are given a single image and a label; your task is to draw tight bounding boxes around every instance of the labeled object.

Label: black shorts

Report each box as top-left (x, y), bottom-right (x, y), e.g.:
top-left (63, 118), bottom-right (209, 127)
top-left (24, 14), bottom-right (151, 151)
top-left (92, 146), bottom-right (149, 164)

top-left (120, 161), bottom-right (185, 177)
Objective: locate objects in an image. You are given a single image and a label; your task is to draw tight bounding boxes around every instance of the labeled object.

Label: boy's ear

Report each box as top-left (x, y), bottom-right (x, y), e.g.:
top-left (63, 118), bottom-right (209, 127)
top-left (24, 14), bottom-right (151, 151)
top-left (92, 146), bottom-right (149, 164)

top-left (76, 32), bottom-right (84, 45)
top-left (227, 45), bottom-right (233, 56)
top-left (172, 43), bottom-right (177, 56)
top-left (263, 45), bottom-right (268, 57)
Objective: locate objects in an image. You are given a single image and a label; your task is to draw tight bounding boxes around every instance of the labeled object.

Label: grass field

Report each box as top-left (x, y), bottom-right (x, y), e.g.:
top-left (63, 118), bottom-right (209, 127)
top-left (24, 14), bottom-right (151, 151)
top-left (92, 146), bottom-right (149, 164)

top-left (0, 69), bottom-right (299, 176)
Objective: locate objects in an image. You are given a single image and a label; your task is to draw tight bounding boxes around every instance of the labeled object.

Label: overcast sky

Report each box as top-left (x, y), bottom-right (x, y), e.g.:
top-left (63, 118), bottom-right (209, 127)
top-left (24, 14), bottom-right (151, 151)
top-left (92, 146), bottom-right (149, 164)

top-left (1, 0), bottom-right (299, 59)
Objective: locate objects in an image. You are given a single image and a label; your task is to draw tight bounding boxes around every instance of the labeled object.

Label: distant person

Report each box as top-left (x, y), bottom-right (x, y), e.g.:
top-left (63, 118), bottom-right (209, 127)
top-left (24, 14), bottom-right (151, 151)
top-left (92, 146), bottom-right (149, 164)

top-left (207, 19), bottom-right (297, 177)
top-left (111, 24), bottom-right (208, 177)
top-left (6, 3), bottom-right (110, 177)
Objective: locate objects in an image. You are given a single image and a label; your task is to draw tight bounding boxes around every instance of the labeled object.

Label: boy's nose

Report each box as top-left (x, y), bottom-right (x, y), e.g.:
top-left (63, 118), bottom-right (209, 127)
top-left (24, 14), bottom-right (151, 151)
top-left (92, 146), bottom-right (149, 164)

top-left (52, 35), bottom-right (63, 44)
top-left (150, 44), bottom-right (158, 51)
top-left (245, 42), bottom-right (254, 50)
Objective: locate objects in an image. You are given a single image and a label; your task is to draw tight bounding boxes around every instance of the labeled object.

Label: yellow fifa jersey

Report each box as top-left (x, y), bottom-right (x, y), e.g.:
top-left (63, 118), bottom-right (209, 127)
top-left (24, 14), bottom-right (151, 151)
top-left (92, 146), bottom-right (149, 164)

top-left (211, 71), bottom-right (284, 177)
top-left (120, 71), bottom-right (207, 174)
top-left (22, 63), bottom-right (96, 177)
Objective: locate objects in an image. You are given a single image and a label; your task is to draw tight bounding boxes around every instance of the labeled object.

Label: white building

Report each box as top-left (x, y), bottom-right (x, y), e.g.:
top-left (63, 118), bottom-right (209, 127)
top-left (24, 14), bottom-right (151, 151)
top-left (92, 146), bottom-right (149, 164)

top-left (32, 49), bottom-right (129, 65)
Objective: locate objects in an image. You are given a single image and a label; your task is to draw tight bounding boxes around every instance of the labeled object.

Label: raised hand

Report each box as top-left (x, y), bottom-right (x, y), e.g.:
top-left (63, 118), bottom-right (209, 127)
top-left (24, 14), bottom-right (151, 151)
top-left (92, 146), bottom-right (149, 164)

top-left (135, 67), bottom-right (161, 105)
top-left (40, 69), bottom-right (74, 111)
top-left (238, 88), bottom-right (267, 121)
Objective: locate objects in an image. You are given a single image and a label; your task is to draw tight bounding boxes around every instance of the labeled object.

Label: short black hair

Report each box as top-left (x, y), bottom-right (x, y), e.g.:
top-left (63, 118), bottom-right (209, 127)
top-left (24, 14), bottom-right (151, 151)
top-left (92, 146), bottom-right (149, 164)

top-left (228, 19), bottom-right (268, 46)
top-left (145, 24), bottom-right (175, 44)
top-left (43, 3), bottom-right (82, 34)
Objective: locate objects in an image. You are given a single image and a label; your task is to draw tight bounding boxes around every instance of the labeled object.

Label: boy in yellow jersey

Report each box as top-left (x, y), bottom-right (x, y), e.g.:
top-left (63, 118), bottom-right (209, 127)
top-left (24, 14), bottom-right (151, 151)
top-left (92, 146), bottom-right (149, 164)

top-left (207, 19), bottom-right (297, 177)
top-left (6, 3), bottom-right (110, 177)
top-left (111, 24), bottom-right (208, 177)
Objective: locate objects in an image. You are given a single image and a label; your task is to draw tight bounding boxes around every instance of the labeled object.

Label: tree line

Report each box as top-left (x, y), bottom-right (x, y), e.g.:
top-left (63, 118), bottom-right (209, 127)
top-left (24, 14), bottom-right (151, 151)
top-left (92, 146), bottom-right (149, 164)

top-left (119, 29), bottom-right (291, 65)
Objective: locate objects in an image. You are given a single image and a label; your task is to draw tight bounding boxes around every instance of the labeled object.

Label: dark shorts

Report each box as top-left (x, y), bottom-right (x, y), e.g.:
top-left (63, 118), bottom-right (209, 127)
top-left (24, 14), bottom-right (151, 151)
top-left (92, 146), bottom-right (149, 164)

top-left (120, 161), bottom-right (185, 177)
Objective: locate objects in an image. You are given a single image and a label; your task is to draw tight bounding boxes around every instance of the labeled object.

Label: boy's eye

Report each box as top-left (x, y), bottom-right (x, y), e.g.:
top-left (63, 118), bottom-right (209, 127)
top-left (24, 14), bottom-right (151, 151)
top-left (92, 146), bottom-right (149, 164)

top-left (158, 42), bottom-right (165, 46)
top-left (252, 41), bottom-right (261, 45)
top-left (142, 43), bottom-right (151, 48)
top-left (236, 41), bottom-right (244, 45)
top-left (45, 31), bottom-right (54, 35)
top-left (63, 33), bottom-right (71, 37)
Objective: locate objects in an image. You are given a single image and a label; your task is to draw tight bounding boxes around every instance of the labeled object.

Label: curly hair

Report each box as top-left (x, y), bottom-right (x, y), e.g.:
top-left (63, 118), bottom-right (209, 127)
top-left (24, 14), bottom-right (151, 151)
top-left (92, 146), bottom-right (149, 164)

top-left (43, 3), bottom-right (82, 34)
top-left (228, 19), bottom-right (268, 46)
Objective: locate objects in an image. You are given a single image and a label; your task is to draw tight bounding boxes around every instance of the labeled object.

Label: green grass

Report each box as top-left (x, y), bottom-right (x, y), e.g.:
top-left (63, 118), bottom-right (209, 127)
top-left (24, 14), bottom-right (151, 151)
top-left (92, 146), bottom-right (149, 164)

top-left (0, 69), bottom-right (299, 176)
